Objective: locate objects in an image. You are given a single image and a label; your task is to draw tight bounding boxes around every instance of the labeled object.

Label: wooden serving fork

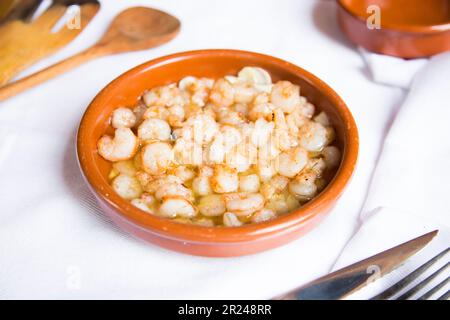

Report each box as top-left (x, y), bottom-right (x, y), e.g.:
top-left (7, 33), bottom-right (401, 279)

top-left (0, 0), bottom-right (100, 86)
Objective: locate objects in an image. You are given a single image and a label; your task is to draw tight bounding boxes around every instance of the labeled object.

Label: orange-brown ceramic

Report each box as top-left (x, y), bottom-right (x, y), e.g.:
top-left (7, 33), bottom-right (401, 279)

top-left (337, 0), bottom-right (450, 58)
top-left (77, 49), bottom-right (359, 257)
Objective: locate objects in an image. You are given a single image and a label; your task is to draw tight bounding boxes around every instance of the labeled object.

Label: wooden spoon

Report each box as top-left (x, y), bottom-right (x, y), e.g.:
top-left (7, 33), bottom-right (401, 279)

top-left (0, 6), bottom-right (180, 101)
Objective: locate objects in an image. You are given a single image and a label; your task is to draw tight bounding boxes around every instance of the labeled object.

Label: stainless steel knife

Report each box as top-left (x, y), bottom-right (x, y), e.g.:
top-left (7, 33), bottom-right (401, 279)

top-left (275, 230), bottom-right (438, 300)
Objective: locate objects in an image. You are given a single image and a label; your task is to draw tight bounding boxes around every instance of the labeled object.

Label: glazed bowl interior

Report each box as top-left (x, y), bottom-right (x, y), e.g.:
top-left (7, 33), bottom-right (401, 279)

top-left (77, 49), bottom-right (358, 244)
top-left (339, 0), bottom-right (450, 32)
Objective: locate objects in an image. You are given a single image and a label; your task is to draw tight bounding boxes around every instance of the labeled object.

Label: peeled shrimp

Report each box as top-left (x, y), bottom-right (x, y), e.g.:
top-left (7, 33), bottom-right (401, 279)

top-left (198, 194), bottom-right (226, 216)
top-left (143, 84), bottom-right (186, 108)
top-left (141, 142), bottom-right (173, 175)
top-left (158, 196), bottom-right (196, 218)
top-left (322, 146), bottom-right (341, 168)
top-left (288, 171), bottom-right (318, 201)
top-left (251, 208), bottom-right (276, 223)
top-left (224, 192), bottom-right (265, 216)
top-left (210, 165), bottom-right (239, 193)
top-left (138, 118), bottom-right (171, 142)
top-left (275, 147), bottom-right (308, 178)
top-left (154, 182), bottom-right (193, 201)
top-left (210, 78), bottom-right (235, 108)
top-left (270, 81), bottom-right (301, 114)
top-left (112, 173), bottom-right (142, 200)
top-left (298, 121), bottom-right (328, 152)
top-left (239, 174), bottom-right (260, 193)
top-left (98, 128), bottom-right (139, 162)
top-left (111, 107), bottom-right (136, 129)
top-left (223, 212), bottom-right (243, 227)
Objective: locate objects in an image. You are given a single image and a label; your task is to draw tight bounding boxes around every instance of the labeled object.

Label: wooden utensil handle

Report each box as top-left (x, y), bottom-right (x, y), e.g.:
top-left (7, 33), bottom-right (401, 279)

top-left (0, 47), bottom-right (102, 101)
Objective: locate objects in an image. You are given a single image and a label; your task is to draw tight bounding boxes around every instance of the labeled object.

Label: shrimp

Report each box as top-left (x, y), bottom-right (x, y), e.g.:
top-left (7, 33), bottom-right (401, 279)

top-left (251, 208), bottom-right (276, 223)
top-left (141, 141), bottom-right (173, 175)
top-left (98, 128), bottom-right (139, 162)
top-left (273, 108), bottom-right (298, 151)
top-left (313, 111), bottom-right (330, 126)
top-left (192, 166), bottom-right (214, 195)
top-left (109, 159), bottom-right (136, 180)
top-left (251, 118), bottom-right (274, 147)
top-left (322, 146), bottom-right (341, 168)
top-left (167, 105), bottom-right (185, 127)
top-left (209, 78), bottom-right (235, 108)
top-left (143, 175), bottom-right (183, 194)
top-left (224, 192), bottom-right (265, 216)
top-left (138, 118), bottom-right (171, 142)
top-left (217, 109), bottom-right (246, 126)
top-left (233, 83), bottom-right (257, 104)
top-left (266, 191), bottom-right (299, 214)
top-left (143, 106), bottom-right (170, 121)
top-left (306, 158), bottom-right (326, 176)
top-left (198, 194), bottom-right (226, 216)
top-left (270, 81), bottom-right (301, 114)
top-left (143, 84), bottom-right (186, 107)
top-left (223, 212), bottom-right (243, 227)
top-left (192, 176), bottom-right (212, 196)
top-left (239, 174), bottom-right (260, 193)
top-left (298, 121), bottom-right (328, 152)
top-left (255, 161), bottom-right (277, 182)
top-left (179, 76), bottom-right (213, 107)
top-left (173, 138), bottom-right (203, 166)
top-left (275, 147), bottom-right (308, 178)
top-left (132, 103), bottom-right (147, 127)
top-left (260, 175), bottom-right (289, 199)
top-left (131, 198), bottom-right (152, 213)
top-left (158, 196), bottom-right (197, 218)
top-left (167, 165), bottom-right (195, 182)
top-left (210, 164), bottom-right (239, 193)
top-left (288, 171), bottom-right (318, 201)
top-left (111, 107), bottom-right (136, 129)
top-left (248, 99), bottom-right (274, 122)
top-left (184, 113), bottom-right (219, 145)
top-left (154, 182), bottom-right (193, 201)
top-left (112, 173), bottom-right (142, 200)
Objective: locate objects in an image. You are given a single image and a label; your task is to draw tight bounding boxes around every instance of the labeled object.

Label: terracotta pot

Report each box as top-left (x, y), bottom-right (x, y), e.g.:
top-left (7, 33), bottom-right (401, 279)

top-left (77, 49), bottom-right (359, 257)
top-left (337, 0), bottom-right (450, 58)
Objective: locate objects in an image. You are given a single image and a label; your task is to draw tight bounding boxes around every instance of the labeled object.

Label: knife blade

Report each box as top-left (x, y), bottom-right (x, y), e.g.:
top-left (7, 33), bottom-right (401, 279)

top-left (274, 230), bottom-right (438, 300)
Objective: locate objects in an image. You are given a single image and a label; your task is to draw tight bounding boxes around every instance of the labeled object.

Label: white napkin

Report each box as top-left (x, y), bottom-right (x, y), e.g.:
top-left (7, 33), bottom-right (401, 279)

top-left (358, 48), bottom-right (429, 89)
top-left (333, 52), bottom-right (450, 299)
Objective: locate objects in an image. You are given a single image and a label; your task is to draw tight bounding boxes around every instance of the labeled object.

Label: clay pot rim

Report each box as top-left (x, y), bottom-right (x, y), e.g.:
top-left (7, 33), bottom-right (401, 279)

top-left (337, 0), bottom-right (450, 34)
top-left (77, 49), bottom-right (359, 244)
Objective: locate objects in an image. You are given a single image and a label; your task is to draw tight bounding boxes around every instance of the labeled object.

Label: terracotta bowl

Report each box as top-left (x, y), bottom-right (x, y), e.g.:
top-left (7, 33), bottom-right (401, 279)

top-left (337, 0), bottom-right (450, 58)
top-left (77, 49), bottom-right (359, 257)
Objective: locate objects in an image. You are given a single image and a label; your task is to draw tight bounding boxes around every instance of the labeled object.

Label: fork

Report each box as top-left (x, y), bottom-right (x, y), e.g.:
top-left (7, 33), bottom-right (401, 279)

top-left (371, 248), bottom-right (449, 300)
top-left (0, 0), bottom-right (99, 86)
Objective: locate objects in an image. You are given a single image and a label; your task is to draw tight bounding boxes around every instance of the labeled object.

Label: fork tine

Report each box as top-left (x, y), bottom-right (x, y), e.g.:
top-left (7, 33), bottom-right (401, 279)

top-left (417, 276), bottom-right (450, 300)
top-left (437, 290), bottom-right (450, 300)
top-left (397, 263), bottom-right (449, 300)
top-left (0, 0), bottom-right (42, 24)
top-left (371, 248), bottom-right (449, 300)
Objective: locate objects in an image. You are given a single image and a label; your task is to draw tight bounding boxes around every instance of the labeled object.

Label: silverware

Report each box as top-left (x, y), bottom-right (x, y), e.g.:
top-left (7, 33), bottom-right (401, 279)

top-left (275, 230), bottom-right (443, 300)
top-left (371, 247), bottom-right (449, 300)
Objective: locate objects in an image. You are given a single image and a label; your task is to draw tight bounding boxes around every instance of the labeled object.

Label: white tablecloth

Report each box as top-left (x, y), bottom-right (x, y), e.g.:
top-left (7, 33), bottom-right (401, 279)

top-left (0, 0), bottom-right (443, 299)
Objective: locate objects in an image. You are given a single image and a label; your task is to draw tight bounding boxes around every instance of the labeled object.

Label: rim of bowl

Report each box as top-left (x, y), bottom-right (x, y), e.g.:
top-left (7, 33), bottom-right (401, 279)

top-left (77, 49), bottom-right (359, 244)
top-left (337, 0), bottom-right (450, 33)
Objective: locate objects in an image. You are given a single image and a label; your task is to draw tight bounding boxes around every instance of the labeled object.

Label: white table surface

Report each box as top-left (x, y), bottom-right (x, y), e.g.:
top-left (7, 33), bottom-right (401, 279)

top-left (0, 0), bottom-right (408, 299)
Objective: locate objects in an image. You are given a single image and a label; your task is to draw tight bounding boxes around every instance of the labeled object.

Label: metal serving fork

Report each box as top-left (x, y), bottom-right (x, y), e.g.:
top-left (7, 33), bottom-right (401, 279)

top-left (371, 248), bottom-right (449, 300)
